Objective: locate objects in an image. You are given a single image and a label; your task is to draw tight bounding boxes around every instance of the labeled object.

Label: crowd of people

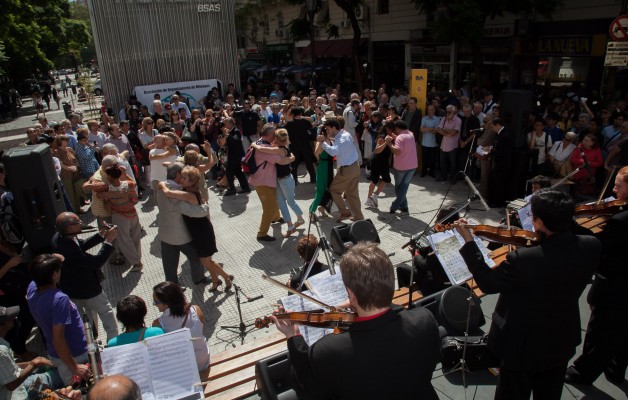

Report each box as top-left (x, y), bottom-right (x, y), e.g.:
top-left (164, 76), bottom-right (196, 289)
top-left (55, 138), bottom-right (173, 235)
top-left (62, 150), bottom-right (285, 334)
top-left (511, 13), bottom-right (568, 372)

top-left (0, 79), bottom-right (626, 400)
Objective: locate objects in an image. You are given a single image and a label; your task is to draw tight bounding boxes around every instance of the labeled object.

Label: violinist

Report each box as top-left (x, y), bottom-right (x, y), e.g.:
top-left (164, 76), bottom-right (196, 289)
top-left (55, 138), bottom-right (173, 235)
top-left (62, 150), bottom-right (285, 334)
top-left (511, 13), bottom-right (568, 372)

top-left (456, 189), bottom-right (600, 400)
top-left (271, 242), bottom-right (440, 400)
top-left (566, 166), bottom-right (628, 385)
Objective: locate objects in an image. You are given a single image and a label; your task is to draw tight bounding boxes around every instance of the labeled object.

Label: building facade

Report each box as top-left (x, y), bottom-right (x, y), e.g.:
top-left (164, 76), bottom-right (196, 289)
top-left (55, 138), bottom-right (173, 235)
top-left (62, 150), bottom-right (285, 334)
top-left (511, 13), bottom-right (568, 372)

top-left (87, 0), bottom-right (239, 112)
top-left (238, 0), bottom-right (625, 96)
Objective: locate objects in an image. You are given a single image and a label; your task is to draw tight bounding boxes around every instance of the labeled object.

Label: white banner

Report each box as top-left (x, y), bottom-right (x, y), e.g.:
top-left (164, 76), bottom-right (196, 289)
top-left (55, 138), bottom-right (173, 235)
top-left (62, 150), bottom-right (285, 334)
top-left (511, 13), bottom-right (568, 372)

top-left (134, 79), bottom-right (223, 113)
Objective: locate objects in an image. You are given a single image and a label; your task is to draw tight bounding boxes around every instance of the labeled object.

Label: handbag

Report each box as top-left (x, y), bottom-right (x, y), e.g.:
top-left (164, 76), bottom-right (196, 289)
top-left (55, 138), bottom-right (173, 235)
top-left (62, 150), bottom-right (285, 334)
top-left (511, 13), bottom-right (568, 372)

top-left (181, 127), bottom-right (198, 143)
top-left (440, 333), bottom-right (499, 372)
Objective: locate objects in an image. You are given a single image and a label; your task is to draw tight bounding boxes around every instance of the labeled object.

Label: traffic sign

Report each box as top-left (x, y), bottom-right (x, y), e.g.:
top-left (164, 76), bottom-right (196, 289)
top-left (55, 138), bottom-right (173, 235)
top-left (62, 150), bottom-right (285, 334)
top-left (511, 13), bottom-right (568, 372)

top-left (609, 15), bottom-right (628, 41)
top-left (605, 41), bottom-right (628, 66)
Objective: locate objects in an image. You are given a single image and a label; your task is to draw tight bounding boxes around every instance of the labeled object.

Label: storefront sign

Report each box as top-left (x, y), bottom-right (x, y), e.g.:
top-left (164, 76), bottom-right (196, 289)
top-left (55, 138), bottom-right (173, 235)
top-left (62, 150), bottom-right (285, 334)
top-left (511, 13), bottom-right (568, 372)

top-left (537, 36), bottom-right (592, 56)
top-left (609, 15), bottom-right (628, 41)
top-left (409, 69), bottom-right (428, 116)
top-left (266, 44), bottom-right (292, 54)
top-left (484, 24), bottom-right (514, 38)
top-left (605, 41), bottom-right (628, 66)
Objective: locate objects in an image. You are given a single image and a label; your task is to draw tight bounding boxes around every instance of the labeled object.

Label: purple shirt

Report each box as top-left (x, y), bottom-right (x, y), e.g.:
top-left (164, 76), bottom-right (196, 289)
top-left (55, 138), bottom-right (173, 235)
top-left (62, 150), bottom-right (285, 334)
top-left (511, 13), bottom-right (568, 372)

top-left (248, 141), bottom-right (281, 188)
top-left (26, 282), bottom-right (87, 358)
top-left (438, 116), bottom-right (461, 152)
top-left (393, 130), bottom-right (418, 171)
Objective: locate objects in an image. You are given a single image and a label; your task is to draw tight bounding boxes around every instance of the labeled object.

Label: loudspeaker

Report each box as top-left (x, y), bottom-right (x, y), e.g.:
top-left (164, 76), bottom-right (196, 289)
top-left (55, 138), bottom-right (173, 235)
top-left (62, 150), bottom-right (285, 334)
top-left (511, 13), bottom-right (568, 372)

top-left (2, 145), bottom-right (66, 253)
top-left (255, 351), bottom-right (298, 400)
top-left (329, 219), bottom-right (380, 255)
top-left (499, 90), bottom-right (533, 149)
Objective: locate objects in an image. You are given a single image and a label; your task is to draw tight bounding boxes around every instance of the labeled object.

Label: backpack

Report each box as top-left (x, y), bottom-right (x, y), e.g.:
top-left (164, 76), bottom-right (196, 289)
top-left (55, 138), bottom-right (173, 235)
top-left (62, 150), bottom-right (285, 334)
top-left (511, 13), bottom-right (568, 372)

top-left (242, 145), bottom-right (267, 175)
top-left (0, 193), bottom-right (25, 245)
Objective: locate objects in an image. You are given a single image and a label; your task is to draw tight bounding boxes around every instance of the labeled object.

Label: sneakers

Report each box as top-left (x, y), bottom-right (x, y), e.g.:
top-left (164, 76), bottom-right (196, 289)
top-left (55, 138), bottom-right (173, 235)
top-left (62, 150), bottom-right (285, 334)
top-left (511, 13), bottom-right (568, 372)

top-left (364, 197), bottom-right (375, 208)
top-left (283, 225), bottom-right (297, 237)
top-left (371, 194), bottom-right (379, 208)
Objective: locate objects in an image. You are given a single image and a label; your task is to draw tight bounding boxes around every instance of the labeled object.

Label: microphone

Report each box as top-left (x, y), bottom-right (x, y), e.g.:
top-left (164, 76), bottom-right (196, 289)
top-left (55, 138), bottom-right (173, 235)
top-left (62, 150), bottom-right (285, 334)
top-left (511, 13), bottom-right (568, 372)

top-left (581, 148), bottom-right (593, 177)
top-left (463, 173), bottom-right (490, 211)
top-left (470, 127), bottom-right (484, 133)
top-left (248, 295), bottom-right (264, 302)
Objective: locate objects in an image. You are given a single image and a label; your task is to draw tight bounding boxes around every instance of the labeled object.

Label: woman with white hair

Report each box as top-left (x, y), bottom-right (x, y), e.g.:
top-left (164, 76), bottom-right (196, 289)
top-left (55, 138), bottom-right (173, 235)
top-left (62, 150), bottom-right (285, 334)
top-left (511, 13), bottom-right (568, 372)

top-left (101, 143), bottom-right (136, 183)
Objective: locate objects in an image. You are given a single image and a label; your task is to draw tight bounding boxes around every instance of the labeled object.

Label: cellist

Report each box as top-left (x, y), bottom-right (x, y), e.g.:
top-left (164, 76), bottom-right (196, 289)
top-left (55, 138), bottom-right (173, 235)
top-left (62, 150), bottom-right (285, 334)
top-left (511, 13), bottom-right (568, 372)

top-left (455, 189), bottom-right (600, 400)
top-left (271, 242), bottom-right (440, 400)
top-left (566, 166), bottom-right (628, 385)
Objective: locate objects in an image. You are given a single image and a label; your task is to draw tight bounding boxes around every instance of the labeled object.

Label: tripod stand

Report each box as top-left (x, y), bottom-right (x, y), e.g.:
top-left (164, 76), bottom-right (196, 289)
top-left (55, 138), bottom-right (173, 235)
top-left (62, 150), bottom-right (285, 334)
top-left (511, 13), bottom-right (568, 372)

top-left (220, 284), bottom-right (263, 345)
top-left (443, 295), bottom-right (474, 388)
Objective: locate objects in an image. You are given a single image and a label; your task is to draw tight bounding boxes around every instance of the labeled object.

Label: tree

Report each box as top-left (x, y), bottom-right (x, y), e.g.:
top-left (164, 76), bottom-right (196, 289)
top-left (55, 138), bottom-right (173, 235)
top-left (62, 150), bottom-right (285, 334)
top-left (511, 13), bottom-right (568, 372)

top-left (0, 0), bottom-right (91, 82)
top-left (0, 41), bottom-right (8, 78)
top-left (411, 0), bottom-right (562, 90)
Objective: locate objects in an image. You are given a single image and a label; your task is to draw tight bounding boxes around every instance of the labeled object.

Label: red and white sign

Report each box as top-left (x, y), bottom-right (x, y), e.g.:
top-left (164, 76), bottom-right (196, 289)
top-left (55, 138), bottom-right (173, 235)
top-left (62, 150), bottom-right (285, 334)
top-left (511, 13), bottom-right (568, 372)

top-left (609, 15), bottom-right (628, 41)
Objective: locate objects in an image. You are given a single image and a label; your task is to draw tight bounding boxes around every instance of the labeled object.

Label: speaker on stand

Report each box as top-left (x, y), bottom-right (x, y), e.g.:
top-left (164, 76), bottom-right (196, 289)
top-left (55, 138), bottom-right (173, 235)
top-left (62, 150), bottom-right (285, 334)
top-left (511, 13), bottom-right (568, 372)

top-left (2, 144), bottom-right (66, 253)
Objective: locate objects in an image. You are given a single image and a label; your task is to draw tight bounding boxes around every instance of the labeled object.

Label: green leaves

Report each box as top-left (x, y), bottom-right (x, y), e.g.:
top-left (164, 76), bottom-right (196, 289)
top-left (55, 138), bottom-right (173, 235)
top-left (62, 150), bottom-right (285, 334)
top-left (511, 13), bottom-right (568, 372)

top-left (0, 0), bottom-right (91, 81)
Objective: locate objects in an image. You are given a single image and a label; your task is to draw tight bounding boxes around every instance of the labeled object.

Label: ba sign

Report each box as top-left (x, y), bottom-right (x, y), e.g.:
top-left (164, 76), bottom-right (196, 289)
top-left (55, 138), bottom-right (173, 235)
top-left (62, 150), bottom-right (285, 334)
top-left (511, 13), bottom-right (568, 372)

top-left (198, 2), bottom-right (221, 12)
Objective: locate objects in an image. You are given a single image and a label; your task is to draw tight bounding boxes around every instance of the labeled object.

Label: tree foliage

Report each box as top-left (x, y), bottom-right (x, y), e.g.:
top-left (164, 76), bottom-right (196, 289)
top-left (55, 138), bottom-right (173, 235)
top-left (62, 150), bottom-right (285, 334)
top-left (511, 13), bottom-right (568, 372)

top-left (0, 0), bottom-right (91, 82)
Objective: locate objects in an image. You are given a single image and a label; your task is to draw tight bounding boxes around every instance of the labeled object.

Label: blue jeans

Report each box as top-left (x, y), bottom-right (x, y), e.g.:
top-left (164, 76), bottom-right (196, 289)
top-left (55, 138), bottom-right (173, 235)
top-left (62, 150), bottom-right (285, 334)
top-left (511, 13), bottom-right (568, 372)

top-left (391, 168), bottom-right (415, 211)
top-left (276, 175), bottom-right (302, 224)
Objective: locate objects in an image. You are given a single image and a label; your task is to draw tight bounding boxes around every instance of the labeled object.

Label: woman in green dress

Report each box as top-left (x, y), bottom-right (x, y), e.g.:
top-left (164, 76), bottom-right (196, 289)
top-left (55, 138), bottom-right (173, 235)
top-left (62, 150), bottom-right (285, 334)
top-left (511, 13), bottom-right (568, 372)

top-left (309, 125), bottom-right (334, 218)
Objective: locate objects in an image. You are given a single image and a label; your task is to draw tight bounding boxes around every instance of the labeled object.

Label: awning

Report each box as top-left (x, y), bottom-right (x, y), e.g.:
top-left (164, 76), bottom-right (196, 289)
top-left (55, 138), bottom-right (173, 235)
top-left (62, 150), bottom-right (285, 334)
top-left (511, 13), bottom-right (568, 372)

top-left (299, 39), bottom-right (367, 58)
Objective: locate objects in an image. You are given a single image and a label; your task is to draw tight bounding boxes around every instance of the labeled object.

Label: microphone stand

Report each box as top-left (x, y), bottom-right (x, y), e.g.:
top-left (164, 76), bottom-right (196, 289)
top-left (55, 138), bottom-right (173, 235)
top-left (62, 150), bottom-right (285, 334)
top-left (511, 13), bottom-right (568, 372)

top-left (443, 296), bottom-right (474, 388)
top-left (220, 284), bottom-right (263, 345)
top-left (310, 214), bottom-right (339, 274)
top-left (464, 132), bottom-right (478, 175)
top-left (82, 313), bottom-right (100, 383)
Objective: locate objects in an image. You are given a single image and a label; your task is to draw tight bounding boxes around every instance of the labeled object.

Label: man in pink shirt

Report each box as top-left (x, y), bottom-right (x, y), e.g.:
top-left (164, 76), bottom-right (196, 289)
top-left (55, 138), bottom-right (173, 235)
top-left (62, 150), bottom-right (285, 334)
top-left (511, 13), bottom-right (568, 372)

top-left (436, 105), bottom-right (462, 184)
top-left (385, 120), bottom-right (418, 214)
top-left (249, 124), bottom-right (294, 241)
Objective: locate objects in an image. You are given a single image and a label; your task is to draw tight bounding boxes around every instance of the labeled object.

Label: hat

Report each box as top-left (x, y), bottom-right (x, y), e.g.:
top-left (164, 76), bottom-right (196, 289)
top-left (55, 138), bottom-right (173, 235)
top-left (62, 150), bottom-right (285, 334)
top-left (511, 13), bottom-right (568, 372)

top-left (564, 131), bottom-right (577, 141)
top-left (322, 111), bottom-right (336, 121)
top-left (270, 92), bottom-right (278, 98)
top-left (260, 97), bottom-right (268, 103)
top-left (0, 306), bottom-right (19, 323)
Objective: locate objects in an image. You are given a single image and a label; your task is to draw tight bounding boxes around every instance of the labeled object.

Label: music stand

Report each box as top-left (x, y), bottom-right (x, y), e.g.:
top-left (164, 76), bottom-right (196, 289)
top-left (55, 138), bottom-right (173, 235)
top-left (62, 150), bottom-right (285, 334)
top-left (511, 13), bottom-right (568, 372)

top-left (220, 284), bottom-right (260, 345)
top-left (443, 295), bottom-right (474, 388)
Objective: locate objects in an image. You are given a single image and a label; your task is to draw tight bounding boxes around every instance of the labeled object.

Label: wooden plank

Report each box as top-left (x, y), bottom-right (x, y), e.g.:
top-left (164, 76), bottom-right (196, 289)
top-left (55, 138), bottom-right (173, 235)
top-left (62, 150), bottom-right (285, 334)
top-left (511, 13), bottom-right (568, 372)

top-left (211, 332), bottom-right (285, 365)
top-left (209, 341), bottom-right (287, 380)
top-left (205, 365), bottom-right (257, 397)
top-left (206, 382), bottom-right (257, 400)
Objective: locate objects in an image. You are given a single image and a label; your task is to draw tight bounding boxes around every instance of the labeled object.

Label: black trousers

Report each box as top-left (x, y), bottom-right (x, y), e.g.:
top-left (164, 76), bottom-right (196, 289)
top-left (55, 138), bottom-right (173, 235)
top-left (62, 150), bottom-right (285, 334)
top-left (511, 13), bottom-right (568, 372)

top-left (421, 145), bottom-right (438, 176)
top-left (573, 304), bottom-right (628, 382)
top-left (439, 148), bottom-right (458, 182)
top-left (226, 163), bottom-right (249, 191)
top-left (291, 145), bottom-right (316, 183)
top-left (496, 364), bottom-right (566, 400)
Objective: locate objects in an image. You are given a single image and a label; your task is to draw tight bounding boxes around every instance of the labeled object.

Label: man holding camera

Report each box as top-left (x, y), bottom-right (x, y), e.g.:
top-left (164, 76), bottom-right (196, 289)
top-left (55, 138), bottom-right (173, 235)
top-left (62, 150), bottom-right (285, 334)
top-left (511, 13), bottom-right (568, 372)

top-left (51, 212), bottom-right (119, 342)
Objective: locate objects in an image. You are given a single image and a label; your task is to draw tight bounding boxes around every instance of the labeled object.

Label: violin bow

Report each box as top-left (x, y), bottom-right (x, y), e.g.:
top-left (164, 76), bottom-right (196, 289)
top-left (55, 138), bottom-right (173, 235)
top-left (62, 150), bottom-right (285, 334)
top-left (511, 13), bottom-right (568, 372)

top-left (261, 274), bottom-right (337, 311)
top-left (597, 166), bottom-right (617, 205)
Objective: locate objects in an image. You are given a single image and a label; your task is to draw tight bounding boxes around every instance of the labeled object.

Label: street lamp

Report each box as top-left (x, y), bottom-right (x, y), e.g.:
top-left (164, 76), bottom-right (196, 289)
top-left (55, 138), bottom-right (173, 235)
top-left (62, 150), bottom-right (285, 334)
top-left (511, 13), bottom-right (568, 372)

top-left (305, 0), bottom-right (317, 86)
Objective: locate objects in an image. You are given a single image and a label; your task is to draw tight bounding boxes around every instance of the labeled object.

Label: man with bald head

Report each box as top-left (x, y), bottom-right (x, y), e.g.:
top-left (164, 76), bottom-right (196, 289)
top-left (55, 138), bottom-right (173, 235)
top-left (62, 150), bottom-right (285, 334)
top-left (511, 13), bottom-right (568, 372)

top-left (51, 212), bottom-right (119, 341)
top-left (89, 375), bottom-right (141, 400)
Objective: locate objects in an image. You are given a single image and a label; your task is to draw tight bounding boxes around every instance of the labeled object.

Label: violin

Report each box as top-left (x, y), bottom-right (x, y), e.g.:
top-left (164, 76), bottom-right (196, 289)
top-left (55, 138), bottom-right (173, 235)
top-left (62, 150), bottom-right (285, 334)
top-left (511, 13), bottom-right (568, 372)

top-left (435, 223), bottom-right (541, 247)
top-left (255, 310), bottom-right (356, 332)
top-left (574, 200), bottom-right (627, 216)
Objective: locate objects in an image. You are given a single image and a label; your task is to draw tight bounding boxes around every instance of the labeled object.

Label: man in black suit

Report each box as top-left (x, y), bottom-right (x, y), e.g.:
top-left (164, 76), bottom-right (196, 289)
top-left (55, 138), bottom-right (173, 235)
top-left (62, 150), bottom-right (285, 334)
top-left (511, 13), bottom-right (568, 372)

top-left (272, 242), bottom-right (440, 400)
top-left (566, 166), bottom-right (628, 385)
top-left (51, 212), bottom-right (119, 341)
top-left (488, 118), bottom-right (513, 207)
top-left (456, 189), bottom-right (601, 399)
top-left (222, 117), bottom-right (250, 196)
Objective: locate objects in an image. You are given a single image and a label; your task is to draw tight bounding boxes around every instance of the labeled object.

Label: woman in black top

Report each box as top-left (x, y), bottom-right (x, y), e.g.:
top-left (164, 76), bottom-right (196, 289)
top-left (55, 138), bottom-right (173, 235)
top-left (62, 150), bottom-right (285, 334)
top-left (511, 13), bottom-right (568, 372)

top-left (159, 166), bottom-right (232, 292)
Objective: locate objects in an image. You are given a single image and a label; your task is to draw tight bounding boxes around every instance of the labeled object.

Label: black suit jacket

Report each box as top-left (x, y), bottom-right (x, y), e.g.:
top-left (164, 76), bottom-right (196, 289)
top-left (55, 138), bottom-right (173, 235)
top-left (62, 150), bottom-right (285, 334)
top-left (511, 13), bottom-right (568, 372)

top-left (401, 108), bottom-right (423, 142)
top-left (287, 306), bottom-right (440, 400)
top-left (51, 232), bottom-right (113, 299)
top-left (588, 209), bottom-right (628, 307)
top-left (226, 127), bottom-right (245, 167)
top-left (491, 127), bottom-right (513, 170)
top-left (460, 232), bottom-right (600, 371)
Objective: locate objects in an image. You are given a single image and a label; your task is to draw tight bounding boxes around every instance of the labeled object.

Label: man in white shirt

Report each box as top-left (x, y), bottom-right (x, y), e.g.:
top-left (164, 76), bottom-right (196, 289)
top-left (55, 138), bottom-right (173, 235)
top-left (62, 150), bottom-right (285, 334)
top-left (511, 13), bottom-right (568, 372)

top-left (547, 131), bottom-right (577, 177)
top-left (170, 95), bottom-right (191, 119)
top-left (149, 135), bottom-right (178, 191)
top-left (342, 100), bottom-right (362, 165)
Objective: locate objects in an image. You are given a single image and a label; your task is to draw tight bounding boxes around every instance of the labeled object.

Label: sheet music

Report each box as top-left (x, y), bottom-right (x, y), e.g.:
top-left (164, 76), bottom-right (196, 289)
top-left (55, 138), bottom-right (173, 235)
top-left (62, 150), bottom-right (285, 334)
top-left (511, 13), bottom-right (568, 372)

top-left (101, 342), bottom-right (155, 400)
top-left (145, 329), bottom-right (202, 400)
top-left (428, 230), bottom-right (495, 285)
top-left (101, 329), bottom-right (202, 400)
top-left (280, 270), bottom-right (348, 346)
top-left (517, 203), bottom-right (535, 232)
top-left (476, 146), bottom-right (491, 156)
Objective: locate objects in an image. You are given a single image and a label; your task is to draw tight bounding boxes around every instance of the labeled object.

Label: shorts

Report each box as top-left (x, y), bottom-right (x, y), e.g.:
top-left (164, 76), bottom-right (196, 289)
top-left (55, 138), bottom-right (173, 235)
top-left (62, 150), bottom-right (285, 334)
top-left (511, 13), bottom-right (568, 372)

top-left (369, 162), bottom-right (391, 184)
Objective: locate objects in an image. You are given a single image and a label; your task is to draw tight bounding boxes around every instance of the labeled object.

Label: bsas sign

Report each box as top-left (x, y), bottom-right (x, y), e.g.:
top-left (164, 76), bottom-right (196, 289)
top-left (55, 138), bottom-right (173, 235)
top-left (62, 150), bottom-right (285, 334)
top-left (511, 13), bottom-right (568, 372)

top-left (198, 3), bottom-right (221, 12)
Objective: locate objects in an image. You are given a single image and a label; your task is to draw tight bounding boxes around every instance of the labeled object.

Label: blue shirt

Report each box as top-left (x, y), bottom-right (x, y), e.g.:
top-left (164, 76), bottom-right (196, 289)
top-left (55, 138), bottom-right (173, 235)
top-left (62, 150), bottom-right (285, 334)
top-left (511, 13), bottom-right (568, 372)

top-left (420, 115), bottom-right (441, 147)
top-left (544, 126), bottom-right (564, 143)
top-left (107, 327), bottom-right (165, 347)
top-left (74, 144), bottom-right (100, 178)
top-left (267, 112), bottom-right (282, 124)
top-left (322, 130), bottom-right (358, 166)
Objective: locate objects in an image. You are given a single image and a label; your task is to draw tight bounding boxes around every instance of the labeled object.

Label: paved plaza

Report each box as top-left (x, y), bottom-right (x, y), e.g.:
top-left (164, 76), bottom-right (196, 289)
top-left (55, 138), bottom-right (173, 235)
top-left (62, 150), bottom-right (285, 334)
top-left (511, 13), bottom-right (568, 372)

top-left (1, 98), bottom-right (625, 399)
